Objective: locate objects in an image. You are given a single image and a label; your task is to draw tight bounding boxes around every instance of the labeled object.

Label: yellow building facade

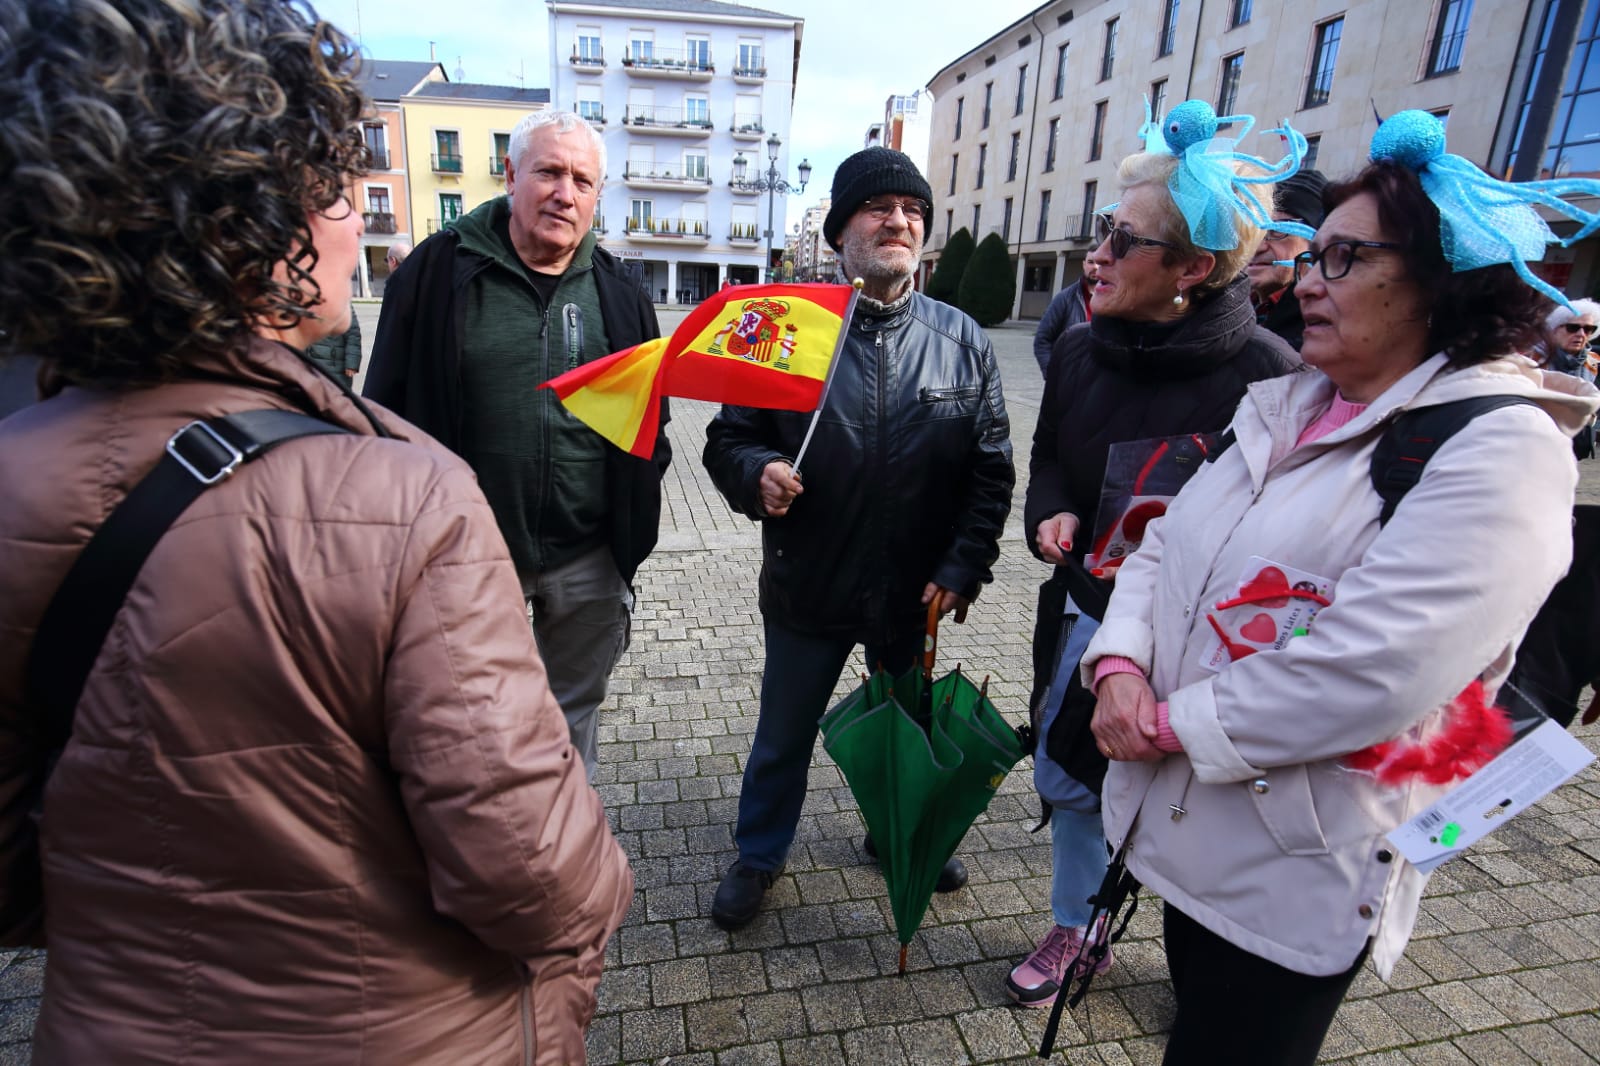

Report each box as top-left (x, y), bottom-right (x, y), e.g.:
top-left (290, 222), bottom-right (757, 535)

top-left (400, 85), bottom-right (551, 239)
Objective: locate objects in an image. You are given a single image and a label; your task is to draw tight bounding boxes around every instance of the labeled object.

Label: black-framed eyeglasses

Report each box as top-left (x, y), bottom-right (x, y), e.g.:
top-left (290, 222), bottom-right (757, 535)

top-left (1263, 220), bottom-right (1307, 242)
top-left (861, 197), bottom-right (930, 223)
top-left (1560, 322), bottom-right (1599, 336)
top-left (1093, 212), bottom-right (1180, 259)
top-left (1291, 240), bottom-right (1403, 284)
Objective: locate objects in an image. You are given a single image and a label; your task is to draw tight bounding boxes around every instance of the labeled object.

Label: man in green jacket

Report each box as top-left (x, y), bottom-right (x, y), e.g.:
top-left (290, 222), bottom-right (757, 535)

top-left (364, 111), bottom-right (668, 779)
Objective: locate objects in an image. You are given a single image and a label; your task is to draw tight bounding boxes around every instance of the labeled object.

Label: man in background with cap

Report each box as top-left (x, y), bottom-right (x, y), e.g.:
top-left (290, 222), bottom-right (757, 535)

top-left (703, 147), bottom-right (1014, 930)
top-left (1247, 168), bottom-right (1326, 352)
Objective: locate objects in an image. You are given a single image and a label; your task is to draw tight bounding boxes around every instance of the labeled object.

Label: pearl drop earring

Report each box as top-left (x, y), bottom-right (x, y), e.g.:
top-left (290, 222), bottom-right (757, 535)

top-left (1173, 289), bottom-right (1185, 306)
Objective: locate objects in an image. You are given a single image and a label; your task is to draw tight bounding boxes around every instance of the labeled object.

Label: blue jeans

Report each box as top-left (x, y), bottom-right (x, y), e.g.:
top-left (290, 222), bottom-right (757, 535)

top-left (1035, 596), bottom-right (1109, 927)
top-left (1051, 807), bottom-right (1108, 927)
top-left (734, 618), bottom-right (921, 871)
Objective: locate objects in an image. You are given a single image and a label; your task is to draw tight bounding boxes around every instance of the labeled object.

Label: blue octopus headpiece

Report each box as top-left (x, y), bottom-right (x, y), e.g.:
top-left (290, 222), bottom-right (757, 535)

top-left (1370, 109), bottom-right (1600, 309)
top-left (1132, 97), bottom-right (1313, 252)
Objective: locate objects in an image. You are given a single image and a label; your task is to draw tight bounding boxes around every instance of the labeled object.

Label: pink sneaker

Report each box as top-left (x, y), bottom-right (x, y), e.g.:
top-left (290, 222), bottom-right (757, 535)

top-left (1004, 922), bottom-right (1113, 1008)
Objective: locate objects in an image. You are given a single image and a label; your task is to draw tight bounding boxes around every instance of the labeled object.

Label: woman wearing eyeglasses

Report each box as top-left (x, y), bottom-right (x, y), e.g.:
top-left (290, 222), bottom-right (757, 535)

top-left (1009, 109), bottom-right (1300, 1009)
top-left (1081, 111), bottom-right (1599, 1064)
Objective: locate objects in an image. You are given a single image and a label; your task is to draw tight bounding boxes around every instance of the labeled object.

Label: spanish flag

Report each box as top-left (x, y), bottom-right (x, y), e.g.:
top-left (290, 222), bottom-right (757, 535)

top-left (543, 282), bottom-right (859, 458)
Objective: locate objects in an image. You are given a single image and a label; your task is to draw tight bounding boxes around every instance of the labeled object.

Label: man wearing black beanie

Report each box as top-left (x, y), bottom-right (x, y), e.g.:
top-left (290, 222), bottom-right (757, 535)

top-left (702, 147), bottom-right (1015, 930)
top-left (1247, 168), bottom-right (1326, 352)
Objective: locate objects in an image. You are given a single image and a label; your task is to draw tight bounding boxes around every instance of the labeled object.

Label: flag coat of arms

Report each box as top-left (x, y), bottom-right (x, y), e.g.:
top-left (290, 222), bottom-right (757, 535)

top-left (543, 283), bottom-right (858, 458)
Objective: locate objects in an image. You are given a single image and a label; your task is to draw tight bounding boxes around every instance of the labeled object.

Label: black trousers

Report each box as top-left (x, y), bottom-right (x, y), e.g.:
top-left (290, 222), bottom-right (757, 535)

top-left (1161, 903), bottom-right (1367, 1066)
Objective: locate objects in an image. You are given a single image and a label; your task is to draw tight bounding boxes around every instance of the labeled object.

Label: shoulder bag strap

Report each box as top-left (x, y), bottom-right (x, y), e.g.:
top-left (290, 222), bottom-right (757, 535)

top-left (1371, 396), bottom-right (1539, 527)
top-left (24, 410), bottom-right (351, 745)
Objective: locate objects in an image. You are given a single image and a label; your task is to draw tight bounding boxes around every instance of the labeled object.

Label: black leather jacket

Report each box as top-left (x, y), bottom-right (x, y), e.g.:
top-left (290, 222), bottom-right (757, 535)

top-left (703, 291), bottom-right (1014, 646)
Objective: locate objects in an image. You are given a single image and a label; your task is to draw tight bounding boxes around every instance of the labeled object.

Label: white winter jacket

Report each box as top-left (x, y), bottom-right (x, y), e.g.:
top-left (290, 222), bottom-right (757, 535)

top-left (1082, 353), bottom-right (1598, 978)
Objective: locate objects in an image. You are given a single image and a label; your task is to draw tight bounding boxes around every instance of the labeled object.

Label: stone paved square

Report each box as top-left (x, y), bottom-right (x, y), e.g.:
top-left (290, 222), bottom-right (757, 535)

top-left (4, 312), bottom-right (1598, 1063)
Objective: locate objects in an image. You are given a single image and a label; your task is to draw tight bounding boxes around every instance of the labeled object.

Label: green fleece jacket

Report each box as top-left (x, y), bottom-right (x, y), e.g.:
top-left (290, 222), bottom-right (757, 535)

top-left (450, 198), bottom-right (613, 575)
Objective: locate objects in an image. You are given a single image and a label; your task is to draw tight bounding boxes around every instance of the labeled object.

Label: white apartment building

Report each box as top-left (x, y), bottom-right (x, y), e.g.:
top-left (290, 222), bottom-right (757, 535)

top-left (793, 198), bottom-right (837, 282)
top-left (924, 0), bottom-right (1600, 318)
top-left (547, 0), bottom-right (804, 304)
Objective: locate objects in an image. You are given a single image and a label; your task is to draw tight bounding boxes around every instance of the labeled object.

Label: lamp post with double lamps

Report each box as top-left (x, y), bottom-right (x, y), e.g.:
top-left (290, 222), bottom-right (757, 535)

top-left (734, 134), bottom-right (811, 283)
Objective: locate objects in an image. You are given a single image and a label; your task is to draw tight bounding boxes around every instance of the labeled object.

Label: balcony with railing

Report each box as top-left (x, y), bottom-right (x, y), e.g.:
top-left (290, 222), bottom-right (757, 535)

top-left (729, 116), bottom-right (764, 141)
top-left (490, 156), bottom-right (506, 177)
top-left (363, 211), bottom-right (397, 234)
top-left (729, 170), bottom-right (765, 195)
top-left (591, 215), bottom-right (605, 234)
top-left (621, 46), bottom-right (714, 79)
top-left (622, 105), bottom-right (714, 137)
top-left (732, 62), bottom-right (766, 84)
top-left (570, 42), bottom-right (604, 67)
top-left (1062, 214), bottom-right (1093, 242)
top-left (624, 216), bottom-right (711, 244)
top-left (622, 163), bottom-right (713, 191)
top-left (728, 224), bottom-right (761, 245)
top-left (578, 105), bottom-right (606, 126)
top-left (431, 153), bottom-right (464, 174)
top-left (365, 147), bottom-right (390, 171)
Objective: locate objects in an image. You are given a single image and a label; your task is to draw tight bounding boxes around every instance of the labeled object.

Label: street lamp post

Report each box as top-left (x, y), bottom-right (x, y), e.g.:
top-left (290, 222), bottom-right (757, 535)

top-left (733, 133), bottom-right (811, 283)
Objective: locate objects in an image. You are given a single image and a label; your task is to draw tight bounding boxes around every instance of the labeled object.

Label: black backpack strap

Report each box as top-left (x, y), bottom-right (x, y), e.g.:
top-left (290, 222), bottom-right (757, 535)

top-left (24, 410), bottom-right (350, 744)
top-left (1370, 396), bottom-right (1539, 527)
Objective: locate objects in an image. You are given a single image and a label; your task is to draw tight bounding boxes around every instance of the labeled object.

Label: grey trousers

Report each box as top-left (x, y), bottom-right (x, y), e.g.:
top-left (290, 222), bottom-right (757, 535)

top-left (520, 546), bottom-right (633, 780)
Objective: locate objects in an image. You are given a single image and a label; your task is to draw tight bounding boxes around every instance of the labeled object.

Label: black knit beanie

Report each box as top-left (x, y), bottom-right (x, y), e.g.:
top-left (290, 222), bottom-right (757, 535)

top-left (822, 147), bottom-right (935, 251)
top-left (1274, 169), bottom-right (1329, 228)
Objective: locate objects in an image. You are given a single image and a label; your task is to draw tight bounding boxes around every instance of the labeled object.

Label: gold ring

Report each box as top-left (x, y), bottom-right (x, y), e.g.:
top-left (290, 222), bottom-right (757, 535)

top-left (1103, 745), bottom-right (1115, 758)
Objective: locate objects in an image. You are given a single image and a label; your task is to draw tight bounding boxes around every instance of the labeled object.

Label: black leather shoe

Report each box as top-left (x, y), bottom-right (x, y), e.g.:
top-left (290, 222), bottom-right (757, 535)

top-left (862, 834), bottom-right (968, 893)
top-left (711, 862), bottom-right (778, 930)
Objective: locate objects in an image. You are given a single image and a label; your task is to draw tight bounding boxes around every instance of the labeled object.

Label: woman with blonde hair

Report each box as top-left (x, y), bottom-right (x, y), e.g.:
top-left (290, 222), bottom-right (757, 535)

top-left (1010, 101), bottom-right (1301, 1009)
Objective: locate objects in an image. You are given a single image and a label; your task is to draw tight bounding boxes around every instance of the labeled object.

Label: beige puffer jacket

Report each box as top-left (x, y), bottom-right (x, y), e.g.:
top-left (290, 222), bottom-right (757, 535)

top-left (0, 339), bottom-right (632, 1065)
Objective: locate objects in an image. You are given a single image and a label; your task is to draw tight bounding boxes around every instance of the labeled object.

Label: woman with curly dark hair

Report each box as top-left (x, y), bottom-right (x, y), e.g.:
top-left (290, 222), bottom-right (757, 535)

top-left (1079, 112), bottom-right (1599, 1064)
top-left (0, 1), bottom-right (632, 1062)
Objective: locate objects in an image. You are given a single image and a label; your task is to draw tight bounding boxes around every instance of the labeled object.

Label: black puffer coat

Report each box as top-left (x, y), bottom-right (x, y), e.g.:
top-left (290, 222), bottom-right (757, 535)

top-left (1024, 274), bottom-right (1296, 725)
top-left (1026, 274), bottom-right (1296, 568)
top-left (704, 292), bottom-right (1014, 647)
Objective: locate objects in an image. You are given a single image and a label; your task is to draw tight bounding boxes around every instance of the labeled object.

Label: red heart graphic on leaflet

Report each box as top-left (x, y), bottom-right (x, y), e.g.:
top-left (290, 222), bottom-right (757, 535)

top-left (1239, 613), bottom-right (1279, 644)
top-left (1236, 566), bottom-right (1292, 608)
top-left (1119, 500), bottom-right (1169, 543)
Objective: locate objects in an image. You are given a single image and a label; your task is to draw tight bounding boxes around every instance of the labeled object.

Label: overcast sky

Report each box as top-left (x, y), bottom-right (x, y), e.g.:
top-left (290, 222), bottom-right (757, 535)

top-left (311, 0), bottom-right (1044, 228)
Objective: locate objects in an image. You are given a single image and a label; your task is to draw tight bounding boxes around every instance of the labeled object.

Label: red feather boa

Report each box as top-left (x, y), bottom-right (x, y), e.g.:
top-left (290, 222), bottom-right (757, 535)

top-left (1343, 680), bottom-right (1513, 786)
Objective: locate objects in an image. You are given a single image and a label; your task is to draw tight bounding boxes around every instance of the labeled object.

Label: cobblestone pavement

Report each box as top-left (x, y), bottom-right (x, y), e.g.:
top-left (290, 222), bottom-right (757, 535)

top-left (3, 309), bottom-right (1597, 1064)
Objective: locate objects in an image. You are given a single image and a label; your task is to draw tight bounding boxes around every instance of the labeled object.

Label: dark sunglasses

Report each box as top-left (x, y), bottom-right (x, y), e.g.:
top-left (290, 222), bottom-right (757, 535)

top-left (1292, 239), bottom-right (1403, 284)
top-left (1560, 322), bottom-right (1598, 336)
top-left (1093, 212), bottom-right (1180, 259)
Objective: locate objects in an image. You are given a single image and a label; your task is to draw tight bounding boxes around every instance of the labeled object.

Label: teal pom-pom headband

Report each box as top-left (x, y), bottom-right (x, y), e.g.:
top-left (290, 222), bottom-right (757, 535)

top-left (1371, 109), bottom-right (1600, 309)
top-left (1122, 98), bottom-right (1314, 253)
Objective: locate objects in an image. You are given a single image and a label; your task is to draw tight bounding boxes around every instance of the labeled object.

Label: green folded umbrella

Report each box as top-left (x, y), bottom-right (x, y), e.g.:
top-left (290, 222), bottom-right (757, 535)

top-left (821, 663), bottom-right (1025, 974)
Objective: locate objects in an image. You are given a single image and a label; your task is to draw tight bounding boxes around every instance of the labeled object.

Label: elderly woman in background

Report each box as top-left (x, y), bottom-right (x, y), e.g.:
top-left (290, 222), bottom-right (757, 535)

top-left (1084, 112), bottom-right (1599, 1064)
top-left (1007, 102), bottom-right (1300, 1009)
top-left (0, 1), bottom-right (630, 1062)
top-left (1533, 298), bottom-right (1600, 459)
top-left (1532, 297), bottom-right (1600, 379)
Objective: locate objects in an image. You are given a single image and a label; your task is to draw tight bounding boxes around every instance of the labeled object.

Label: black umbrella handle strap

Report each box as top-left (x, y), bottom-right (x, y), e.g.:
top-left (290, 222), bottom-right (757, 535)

top-left (1037, 843), bottom-right (1142, 1059)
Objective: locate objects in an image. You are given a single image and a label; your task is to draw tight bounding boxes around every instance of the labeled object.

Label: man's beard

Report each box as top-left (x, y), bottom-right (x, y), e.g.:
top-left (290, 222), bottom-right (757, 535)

top-left (839, 228), bottom-right (921, 290)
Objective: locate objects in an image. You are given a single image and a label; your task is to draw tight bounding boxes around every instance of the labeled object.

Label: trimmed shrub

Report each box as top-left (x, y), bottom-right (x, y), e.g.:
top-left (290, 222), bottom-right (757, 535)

top-left (957, 232), bottom-right (1016, 326)
top-left (925, 227), bottom-right (975, 305)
